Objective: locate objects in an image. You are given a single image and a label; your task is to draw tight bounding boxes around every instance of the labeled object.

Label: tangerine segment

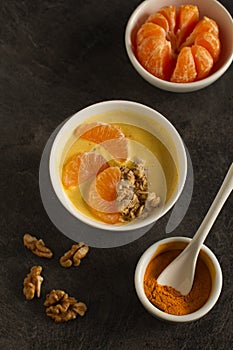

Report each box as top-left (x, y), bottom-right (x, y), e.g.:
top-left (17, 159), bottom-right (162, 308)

top-left (75, 122), bottom-right (101, 139)
top-left (94, 166), bottom-right (121, 202)
top-left (194, 32), bottom-right (220, 63)
top-left (171, 47), bottom-right (197, 83)
top-left (176, 5), bottom-right (199, 47)
top-left (191, 45), bottom-right (214, 80)
top-left (89, 210), bottom-right (120, 225)
top-left (62, 152), bottom-right (109, 188)
top-left (136, 23), bottom-right (174, 80)
top-left (75, 122), bottom-right (123, 142)
top-left (182, 16), bottom-right (219, 47)
top-left (157, 5), bottom-right (176, 34)
top-left (75, 122), bottom-right (128, 161)
top-left (146, 12), bottom-right (170, 33)
top-left (145, 41), bottom-right (174, 80)
top-left (157, 5), bottom-right (177, 49)
top-left (87, 167), bottom-right (121, 224)
top-left (137, 36), bottom-right (164, 67)
top-left (136, 22), bottom-right (166, 48)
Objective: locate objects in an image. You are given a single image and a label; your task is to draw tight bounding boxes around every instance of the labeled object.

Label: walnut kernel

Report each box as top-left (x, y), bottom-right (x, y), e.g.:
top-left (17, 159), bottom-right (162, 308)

top-left (23, 233), bottom-right (53, 258)
top-left (44, 290), bottom-right (87, 323)
top-left (59, 242), bottom-right (89, 268)
top-left (23, 266), bottom-right (43, 300)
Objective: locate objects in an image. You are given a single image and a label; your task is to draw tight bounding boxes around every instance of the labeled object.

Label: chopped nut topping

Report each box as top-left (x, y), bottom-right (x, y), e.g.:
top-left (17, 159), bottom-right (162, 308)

top-left (23, 266), bottom-right (43, 300)
top-left (116, 159), bottom-right (161, 222)
top-left (44, 290), bottom-right (87, 323)
top-left (59, 242), bottom-right (89, 268)
top-left (146, 192), bottom-right (161, 208)
top-left (23, 233), bottom-right (53, 258)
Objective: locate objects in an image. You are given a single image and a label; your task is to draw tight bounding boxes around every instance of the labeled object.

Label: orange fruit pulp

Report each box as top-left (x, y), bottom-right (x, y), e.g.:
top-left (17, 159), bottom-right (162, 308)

top-left (62, 152), bottom-right (109, 188)
top-left (87, 166), bottom-right (122, 224)
top-left (62, 122), bottom-right (130, 224)
top-left (75, 122), bottom-right (128, 161)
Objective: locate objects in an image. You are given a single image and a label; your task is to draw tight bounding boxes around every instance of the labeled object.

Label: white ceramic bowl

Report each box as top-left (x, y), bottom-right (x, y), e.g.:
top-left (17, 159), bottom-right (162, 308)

top-left (135, 236), bottom-right (223, 322)
top-left (49, 100), bottom-right (187, 231)
top-left (125, 0), bottom-right (233, 92)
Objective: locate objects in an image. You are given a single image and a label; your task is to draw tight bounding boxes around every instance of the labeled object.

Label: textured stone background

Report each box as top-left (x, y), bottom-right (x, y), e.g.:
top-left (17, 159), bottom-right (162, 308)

top-left (0, 1), bottom-right (232, 349)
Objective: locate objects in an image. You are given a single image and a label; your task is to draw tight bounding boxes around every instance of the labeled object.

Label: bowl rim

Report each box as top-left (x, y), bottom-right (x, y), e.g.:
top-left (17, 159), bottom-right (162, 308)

top-left (49, 100), bottom-right (187, 231)
top-left (134, 236), bottom-right (223, 322)
top-left (125, 0), bottom-right (233, 92)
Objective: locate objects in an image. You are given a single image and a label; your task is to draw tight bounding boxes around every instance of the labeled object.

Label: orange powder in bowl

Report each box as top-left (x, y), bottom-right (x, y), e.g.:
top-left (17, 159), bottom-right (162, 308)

top-left (144, 248), bottom-right (212, 315)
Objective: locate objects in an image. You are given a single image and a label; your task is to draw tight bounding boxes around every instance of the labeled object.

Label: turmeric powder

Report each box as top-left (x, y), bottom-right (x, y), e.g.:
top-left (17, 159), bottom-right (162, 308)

top-left (144, 248), bottom-right (212, 315)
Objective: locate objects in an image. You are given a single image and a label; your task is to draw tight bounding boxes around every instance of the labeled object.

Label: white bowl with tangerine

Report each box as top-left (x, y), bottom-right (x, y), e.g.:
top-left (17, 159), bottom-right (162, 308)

top-left (125, 0), bottom-right (233, 92)
top-left (49, 100), bottom-right (187, 231)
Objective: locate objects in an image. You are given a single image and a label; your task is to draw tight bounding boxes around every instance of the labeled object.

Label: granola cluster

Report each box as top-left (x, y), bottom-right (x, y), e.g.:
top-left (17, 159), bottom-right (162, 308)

top-left (116, 159), bottom-right (161, 222)
top-left (44, 290), bottom-right (87, 323)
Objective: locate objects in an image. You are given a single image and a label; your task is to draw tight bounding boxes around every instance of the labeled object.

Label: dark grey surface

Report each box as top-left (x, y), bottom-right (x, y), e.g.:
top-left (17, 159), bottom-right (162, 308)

top-left (0, 1), bottom-right (232, 349)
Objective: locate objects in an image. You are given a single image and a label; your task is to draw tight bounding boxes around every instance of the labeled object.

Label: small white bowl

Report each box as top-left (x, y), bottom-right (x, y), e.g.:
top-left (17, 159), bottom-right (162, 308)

top-left (49, 100), bottom-right (187, 231)
top-left (135, 236), bottom-right (223, 322)
top-left (125, 0), bottom-right (233, 92)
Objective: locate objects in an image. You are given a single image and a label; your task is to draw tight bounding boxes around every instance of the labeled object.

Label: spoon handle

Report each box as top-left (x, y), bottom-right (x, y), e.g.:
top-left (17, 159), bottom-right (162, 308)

top-left (193, 163), bottom-right (233, 247)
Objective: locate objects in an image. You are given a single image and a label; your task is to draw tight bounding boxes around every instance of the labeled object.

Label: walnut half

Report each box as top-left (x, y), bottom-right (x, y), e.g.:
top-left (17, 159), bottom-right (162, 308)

top-left (44, 290), bottom-right (87, 323)
top-left (23, 233), bottom-right (53, 258)
top-left (59, 242), bottom-right (89, 268)
top-left (23, 266), bottom-right (44, 300)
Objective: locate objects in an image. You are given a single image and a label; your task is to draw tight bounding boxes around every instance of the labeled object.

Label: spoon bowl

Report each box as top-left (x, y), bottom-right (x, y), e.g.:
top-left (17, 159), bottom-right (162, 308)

top-left (157, 163), bottom-right (233, 295)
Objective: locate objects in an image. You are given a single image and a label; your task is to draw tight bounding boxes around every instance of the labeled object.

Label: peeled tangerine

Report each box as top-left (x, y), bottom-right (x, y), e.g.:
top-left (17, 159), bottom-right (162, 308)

top-left (136, 5), bottom-right (221, 83)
